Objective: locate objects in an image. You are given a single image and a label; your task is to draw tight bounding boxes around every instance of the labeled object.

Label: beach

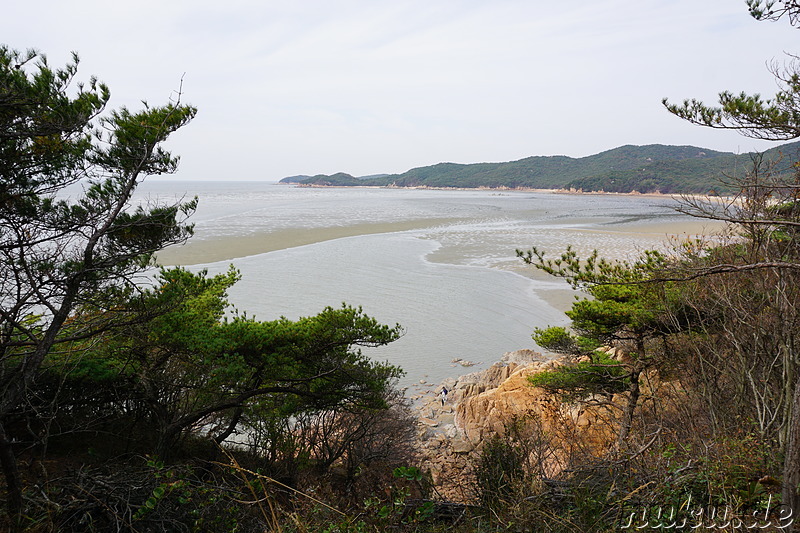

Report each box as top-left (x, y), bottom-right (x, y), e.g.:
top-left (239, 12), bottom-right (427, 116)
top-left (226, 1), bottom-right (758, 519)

top-left (143, 182), bottom-right (725, 388)
top-left (156, 218), bottom-right (465, 266)
top-left (157, 214), bottom-right (720, 319)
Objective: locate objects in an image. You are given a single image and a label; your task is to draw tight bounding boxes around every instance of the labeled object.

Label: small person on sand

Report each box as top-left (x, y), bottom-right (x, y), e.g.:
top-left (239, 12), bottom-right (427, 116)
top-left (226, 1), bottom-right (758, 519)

top-left (440, 386), bottom-right (448, 406)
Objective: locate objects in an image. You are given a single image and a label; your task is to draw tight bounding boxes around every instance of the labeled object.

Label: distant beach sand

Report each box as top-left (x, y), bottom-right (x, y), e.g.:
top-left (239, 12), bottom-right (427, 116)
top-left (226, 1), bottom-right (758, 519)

top-left (158, 214), bottom-right (724, 267)
top-left (156, 213), bottom-right (725, 315)
top-left (156, 217), bottom-right (465, 266)
top-left (515, 218), bottom-right (726, 312)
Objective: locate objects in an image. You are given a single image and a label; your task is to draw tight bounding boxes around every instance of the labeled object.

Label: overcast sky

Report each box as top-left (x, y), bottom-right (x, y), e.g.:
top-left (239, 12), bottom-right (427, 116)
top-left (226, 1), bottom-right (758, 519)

top-left (4, 1), bottom-right (799, 180)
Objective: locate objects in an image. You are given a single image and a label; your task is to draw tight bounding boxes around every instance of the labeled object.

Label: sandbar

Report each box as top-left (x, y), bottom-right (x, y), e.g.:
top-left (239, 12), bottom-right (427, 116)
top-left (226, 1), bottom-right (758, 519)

top-left (159, 215), bottom-right (726, 268)
top-left (156, 211), bottom-right (727, 318)
top-left (156, 217), bottom-right (466, 266)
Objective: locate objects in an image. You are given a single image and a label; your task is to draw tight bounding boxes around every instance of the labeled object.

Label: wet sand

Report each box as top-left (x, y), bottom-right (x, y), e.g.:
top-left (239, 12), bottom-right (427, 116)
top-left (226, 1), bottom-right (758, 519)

top-left (159, 215), bottom-right (725, 267)
top-left (156, 217), bottom-right (466, 266)
top-left (527, 218), bottom-right (726, 311)
top-left (156, 213), bottom-right (725, 317)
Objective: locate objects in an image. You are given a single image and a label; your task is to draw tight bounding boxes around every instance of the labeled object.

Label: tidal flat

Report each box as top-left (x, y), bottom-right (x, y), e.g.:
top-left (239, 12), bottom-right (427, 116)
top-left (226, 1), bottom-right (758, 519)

top-left (144, 182), bottom-right (723, 388)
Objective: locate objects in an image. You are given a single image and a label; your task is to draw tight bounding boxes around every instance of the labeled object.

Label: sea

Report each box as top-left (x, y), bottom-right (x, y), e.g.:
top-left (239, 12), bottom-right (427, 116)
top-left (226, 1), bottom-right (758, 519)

top-left (130, 181), bottom-right (707, 393)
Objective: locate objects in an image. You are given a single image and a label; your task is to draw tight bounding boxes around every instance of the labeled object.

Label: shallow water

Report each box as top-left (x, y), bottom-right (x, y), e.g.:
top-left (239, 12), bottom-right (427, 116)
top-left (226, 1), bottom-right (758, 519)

top-left (134, 182), bottom-right (711, 390)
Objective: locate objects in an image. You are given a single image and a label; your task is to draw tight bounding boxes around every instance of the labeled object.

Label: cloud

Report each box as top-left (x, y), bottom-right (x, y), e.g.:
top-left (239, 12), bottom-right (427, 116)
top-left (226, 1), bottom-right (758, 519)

top-left (3, 0), bottom-right (799, 179)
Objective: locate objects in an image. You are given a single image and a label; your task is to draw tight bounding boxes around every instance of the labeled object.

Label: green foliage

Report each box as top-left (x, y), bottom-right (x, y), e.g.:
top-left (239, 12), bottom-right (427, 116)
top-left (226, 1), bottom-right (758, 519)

top-left (45, 267), bottom-right (404, 456)
top-left (518, 243), bottom-right (686, 448)
top-left (747, 0), bottom-right (800, 24)
top-left (0, 44), bottom-right (197, 392)
top-left (528, 351), bottom-right (629, 400)
top-left (664, 28), bottom-right (800, 144)
top-left (297, 142), bottom-right (800, 193)
top-left (0, 45), bottom-right (199, 520)
top-left (393, 466), bottom-right (424, 482)
top-left (568, 288), bottom-right (658, 341)
top-left (518, 245), bottom-right (679, 347)
top-left (665, 85), bottom-right (800, 141)
top-left (532, 326), bottom-right (579, 354)
top-left (0, 47), bottom-right (107, 199)
top-left (475, 434), bottom-right (527, 508)
top-left (304, 172), bottom-right (364, 186)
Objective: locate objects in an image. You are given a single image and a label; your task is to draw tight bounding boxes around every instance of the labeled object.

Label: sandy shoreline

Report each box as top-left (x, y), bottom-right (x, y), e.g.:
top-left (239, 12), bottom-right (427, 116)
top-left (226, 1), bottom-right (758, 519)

top-left (158, 212), bottom-right (724, 268)
top-left (156, 217), bottom-right (466, 266)
top-left (157, 182), bottom-right (729, 267)
top-left (155, 184), bottom-right (726, 345)
top-left (156, 213), bottom-right (724, 322)
top-left (295, 182), bottom-right (730, 201)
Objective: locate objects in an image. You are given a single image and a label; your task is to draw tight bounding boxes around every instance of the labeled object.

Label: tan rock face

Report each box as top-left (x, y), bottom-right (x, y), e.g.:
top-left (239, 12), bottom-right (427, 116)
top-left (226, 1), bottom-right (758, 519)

top-left (462, 359), bottom-right (618, 451)
top-left (414, 349), bottom-right (621, 501)
top-left (456, 360), bottom-right (555, 444)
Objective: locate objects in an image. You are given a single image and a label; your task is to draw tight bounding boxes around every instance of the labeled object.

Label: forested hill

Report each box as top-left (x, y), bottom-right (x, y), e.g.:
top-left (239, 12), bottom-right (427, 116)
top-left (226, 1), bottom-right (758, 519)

top-left (282, 142), bottom-right (800, 194)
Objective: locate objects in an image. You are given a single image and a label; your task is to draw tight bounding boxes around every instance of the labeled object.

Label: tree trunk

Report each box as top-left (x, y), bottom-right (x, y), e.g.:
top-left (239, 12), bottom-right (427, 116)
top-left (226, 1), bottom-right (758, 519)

top-left (0, 422), bottom-right (22, 531)
top-left (155, 423), bottom-right (181, 459)
top-left (618, 339), bottom-right (646, 448)
top-left (213, 407), bottom-right (244, 445)
top-left (782, 374), bottom-right (800, 532)
top-left (618, 367), bottom-right (641, 447)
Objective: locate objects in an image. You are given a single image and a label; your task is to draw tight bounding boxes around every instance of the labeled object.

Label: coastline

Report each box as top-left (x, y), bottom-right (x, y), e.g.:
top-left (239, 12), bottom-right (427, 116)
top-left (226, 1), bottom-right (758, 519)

top-left (151, 185), bottom-right (731, 497)
top-left (158, 203), bottom-right (725, 269)
top-left (156, 210), bottom-right (723, 324)
top-left (292, 182), bottom-right (730, 201)
top-left (155, 217), bottom-right (466, 266)
top-left (411, 349), bottom-right (565, 501)
top-left (155, 185), bottom-right (725, 405)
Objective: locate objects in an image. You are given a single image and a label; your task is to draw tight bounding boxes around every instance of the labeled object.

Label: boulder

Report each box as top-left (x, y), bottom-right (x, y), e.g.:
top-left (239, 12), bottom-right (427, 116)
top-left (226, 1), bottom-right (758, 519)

top-left (413, 349), bottom-right (621, 502)
top-left (451, 438), bottom-right (475, 454)
top-left (454, 355), bottom-right (618, 473)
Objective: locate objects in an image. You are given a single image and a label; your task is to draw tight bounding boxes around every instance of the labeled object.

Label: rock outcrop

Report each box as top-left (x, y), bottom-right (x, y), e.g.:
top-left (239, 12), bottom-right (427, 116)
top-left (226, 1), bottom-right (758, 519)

top-left (414, 349), bottom-right (620, 501)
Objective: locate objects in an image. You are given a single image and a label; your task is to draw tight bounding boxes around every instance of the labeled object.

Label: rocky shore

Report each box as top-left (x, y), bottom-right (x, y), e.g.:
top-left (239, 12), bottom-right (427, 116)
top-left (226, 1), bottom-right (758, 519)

top-left (412, 349), bottom-right (619, 502)
top-left (412, 349), bottom-right (551, 501)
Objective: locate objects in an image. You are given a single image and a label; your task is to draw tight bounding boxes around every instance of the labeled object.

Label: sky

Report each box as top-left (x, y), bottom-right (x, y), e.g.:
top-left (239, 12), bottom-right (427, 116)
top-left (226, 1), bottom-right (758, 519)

top-left (3, 1), bottom-right (800, 181)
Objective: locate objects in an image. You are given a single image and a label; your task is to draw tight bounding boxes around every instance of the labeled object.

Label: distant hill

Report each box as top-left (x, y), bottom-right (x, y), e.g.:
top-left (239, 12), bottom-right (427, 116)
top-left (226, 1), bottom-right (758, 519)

top-left (279, 173), bottom-right (390, 184)
top-left (278, 175), bottom-right (312, 184)
top-left (287, 142), bottom-right (800, 194)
